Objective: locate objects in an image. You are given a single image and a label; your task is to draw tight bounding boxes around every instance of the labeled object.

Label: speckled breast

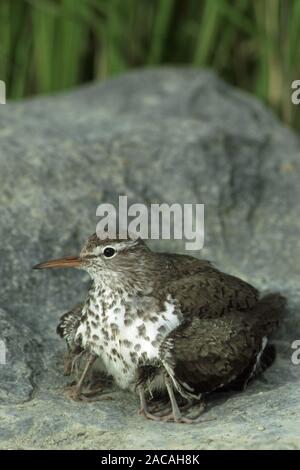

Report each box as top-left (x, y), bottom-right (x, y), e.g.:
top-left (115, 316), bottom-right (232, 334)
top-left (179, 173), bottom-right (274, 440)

top-left (75, 286), bottom-right (182, 390)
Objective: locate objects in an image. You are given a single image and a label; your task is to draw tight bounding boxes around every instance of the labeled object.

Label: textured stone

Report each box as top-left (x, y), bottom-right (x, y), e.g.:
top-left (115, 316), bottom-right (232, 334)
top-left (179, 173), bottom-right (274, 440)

top-left (0, 308), bottom-right (42, 404)
top-left (0, 68), bottom-right (299, 449)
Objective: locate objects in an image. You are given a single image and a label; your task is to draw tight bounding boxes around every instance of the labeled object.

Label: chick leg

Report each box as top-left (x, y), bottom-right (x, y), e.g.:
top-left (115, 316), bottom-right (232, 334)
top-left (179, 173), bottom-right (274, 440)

top-left (163, 376), bottom-right (208, 424)
top-left (138, 385), bottom-right (168, 421)
top-left (66, 352), bottom-right (97, 400)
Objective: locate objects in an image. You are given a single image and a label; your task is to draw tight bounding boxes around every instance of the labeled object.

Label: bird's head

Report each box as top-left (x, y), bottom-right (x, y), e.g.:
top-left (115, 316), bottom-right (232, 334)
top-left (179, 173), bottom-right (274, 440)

top-left (33, 233), bottom-right (154, 287)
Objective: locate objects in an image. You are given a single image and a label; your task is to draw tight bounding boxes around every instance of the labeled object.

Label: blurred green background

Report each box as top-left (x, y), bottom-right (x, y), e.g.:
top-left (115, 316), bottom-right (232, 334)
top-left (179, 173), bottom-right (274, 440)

top-left (0, 0), bottom-right (299, 131)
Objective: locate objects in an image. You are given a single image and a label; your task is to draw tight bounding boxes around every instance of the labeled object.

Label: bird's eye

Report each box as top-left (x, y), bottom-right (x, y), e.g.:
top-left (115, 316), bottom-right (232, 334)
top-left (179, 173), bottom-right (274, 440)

top-left (103, 247), bottom-right (116, 258)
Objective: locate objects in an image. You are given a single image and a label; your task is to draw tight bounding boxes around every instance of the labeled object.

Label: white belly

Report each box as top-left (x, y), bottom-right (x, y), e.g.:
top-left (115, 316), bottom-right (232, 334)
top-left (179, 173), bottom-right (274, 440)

top-left (75, 294), bottom-right (181, 390)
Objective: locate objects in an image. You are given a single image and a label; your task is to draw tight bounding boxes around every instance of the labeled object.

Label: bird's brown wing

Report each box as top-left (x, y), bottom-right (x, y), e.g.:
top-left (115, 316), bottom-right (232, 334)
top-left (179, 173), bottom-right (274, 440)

top-left (159, 313), bottom-right (262, 399)
top-left (159, 254), bottom-right (258, 318)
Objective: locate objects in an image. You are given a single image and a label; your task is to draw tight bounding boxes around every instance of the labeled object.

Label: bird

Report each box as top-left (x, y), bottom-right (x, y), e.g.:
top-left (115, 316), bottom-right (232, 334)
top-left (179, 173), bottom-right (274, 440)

top-left (33, 233), bottom-right (286, 423)
top-left (56, 302), bottom-right (84, 376)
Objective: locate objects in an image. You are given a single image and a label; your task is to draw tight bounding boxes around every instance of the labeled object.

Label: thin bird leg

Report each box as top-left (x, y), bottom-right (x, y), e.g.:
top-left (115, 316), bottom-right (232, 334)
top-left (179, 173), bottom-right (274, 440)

top-left (66, 353), bottom-right (97, 400)
top-left (164, 376), bottom-right (183, 422)
top-left (138, 386), bottom-right (159, 420)
top-left (138, 385), bottom-right (179, 420)
top-left (66, 353), bottom-right (113, 402)
top-left (71, 349), bottom-right (87, 377)
top-left (163, 376), bottom-right (210, 424)
top-left (79, 386), bottom-right (113, 402)
top-left (63, 345), bottom-right (84, 376)
top-left (147, 387), bottom-right (195, 416)
top-left (76, 353), bottom-right (96, 392)
top-left (63, 349), bottom-right (74, 376)
top-left (138, 380), bottom-right (210, 423)
top-left (138, 386), bottom-right (169, 421)
top-left (138, 385), bottom-right (147, 413)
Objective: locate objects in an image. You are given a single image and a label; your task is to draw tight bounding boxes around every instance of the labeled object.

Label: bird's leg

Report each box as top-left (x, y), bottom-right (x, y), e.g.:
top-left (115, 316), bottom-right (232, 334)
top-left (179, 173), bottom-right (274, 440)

top-left (66, 352), bottom-right (113, 402)
top-left (63, 349), bottom-right (74, 376)
top-left (63, 346), bottom-right (83, 376)
top-left (138, 382), bottom-right (207, 423)
top-left (63, 345), bottom-right (85, 375)
top-left (137, 385), bottom-right (181, 420)
top-left (164, 376), bottom-right (183, 422)
top-left (138, 385), bottom-right (148, 414)
top-left (147, 392), bottom-right (193, 416)
top-left (138, 385), bottom-right (169, 421)
top-left (140, 374), bottom-right (211, 424)
top-left (148, 396), bottom-right (196, 416)
top-left (148, 398), bottom-right (172, 416)
top-left (163, 376), bottom-right (209, 424)
top-left (71, 349), bottom-right (87, 378)
top-left (76, 353), bottom-right (95, 391)
top-left (66, 352), bottom-right (97, 400)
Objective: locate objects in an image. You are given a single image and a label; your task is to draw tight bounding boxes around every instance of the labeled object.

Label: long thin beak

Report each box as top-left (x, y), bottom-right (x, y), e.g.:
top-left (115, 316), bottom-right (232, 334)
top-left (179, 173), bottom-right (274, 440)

top-left (33, 256), bottom-right (82, 270)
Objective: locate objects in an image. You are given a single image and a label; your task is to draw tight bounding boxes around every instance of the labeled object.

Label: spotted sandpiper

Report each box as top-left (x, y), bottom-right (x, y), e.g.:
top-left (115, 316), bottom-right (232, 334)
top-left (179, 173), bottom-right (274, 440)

top-left (33, 233), bottom-right (285, 423)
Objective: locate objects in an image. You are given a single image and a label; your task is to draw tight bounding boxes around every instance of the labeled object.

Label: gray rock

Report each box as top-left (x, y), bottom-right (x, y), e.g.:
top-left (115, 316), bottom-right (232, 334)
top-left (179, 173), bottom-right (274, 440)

top-left (0, 68), bottom-right (299, 449)
top-left (0, 308), bottom-right (42, 404)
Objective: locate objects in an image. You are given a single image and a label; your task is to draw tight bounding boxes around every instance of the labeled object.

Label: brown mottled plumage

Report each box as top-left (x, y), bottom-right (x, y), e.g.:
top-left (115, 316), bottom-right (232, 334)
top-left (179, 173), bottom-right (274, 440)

top-left (34, 234), bottom-right (286, 423)
top-left (161, 294), bottom-right (284, 398)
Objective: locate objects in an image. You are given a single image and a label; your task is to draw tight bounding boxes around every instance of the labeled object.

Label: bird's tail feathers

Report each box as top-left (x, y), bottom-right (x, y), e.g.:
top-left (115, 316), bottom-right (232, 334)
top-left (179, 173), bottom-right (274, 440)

top-left (250, 292), bottom-right (287, 336)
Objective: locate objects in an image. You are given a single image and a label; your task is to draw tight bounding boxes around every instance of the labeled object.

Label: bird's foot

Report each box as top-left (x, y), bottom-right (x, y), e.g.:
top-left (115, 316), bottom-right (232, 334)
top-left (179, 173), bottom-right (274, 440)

top-left (82, 380), bottom-right (113, 401)
top-left (139, 409), bottom-right (169, 422)
top-left (161, 413), bottom-right (211, 424)
top-left (65, 384), bottom-right (83, 401)
top-left (140, 401), bottom-right (209, 423)
top-left (148, 399), bottom-right (170, 415)
top-left (65, 384), bottom-right (112, 402)
top-left (79, 392), bottom-right (113, 402)
top-left (138, 384), bottom-right (211, 424)
top-left (148, 395), bottom-right (189, 416)
top-left (159, 401), bottom-right (209, 424)
top-left (139, 408), bottom-right (198, 423)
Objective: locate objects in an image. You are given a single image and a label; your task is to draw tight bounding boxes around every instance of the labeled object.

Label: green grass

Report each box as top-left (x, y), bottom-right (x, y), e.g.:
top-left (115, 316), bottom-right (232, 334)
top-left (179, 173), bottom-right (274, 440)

top-left (0, 0), bottom-right (300, 132)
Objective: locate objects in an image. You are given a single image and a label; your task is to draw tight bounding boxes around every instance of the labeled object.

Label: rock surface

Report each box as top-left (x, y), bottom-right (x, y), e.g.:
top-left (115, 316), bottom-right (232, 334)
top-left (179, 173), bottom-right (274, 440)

top-left (0, 68), bottom-right (299, 449)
